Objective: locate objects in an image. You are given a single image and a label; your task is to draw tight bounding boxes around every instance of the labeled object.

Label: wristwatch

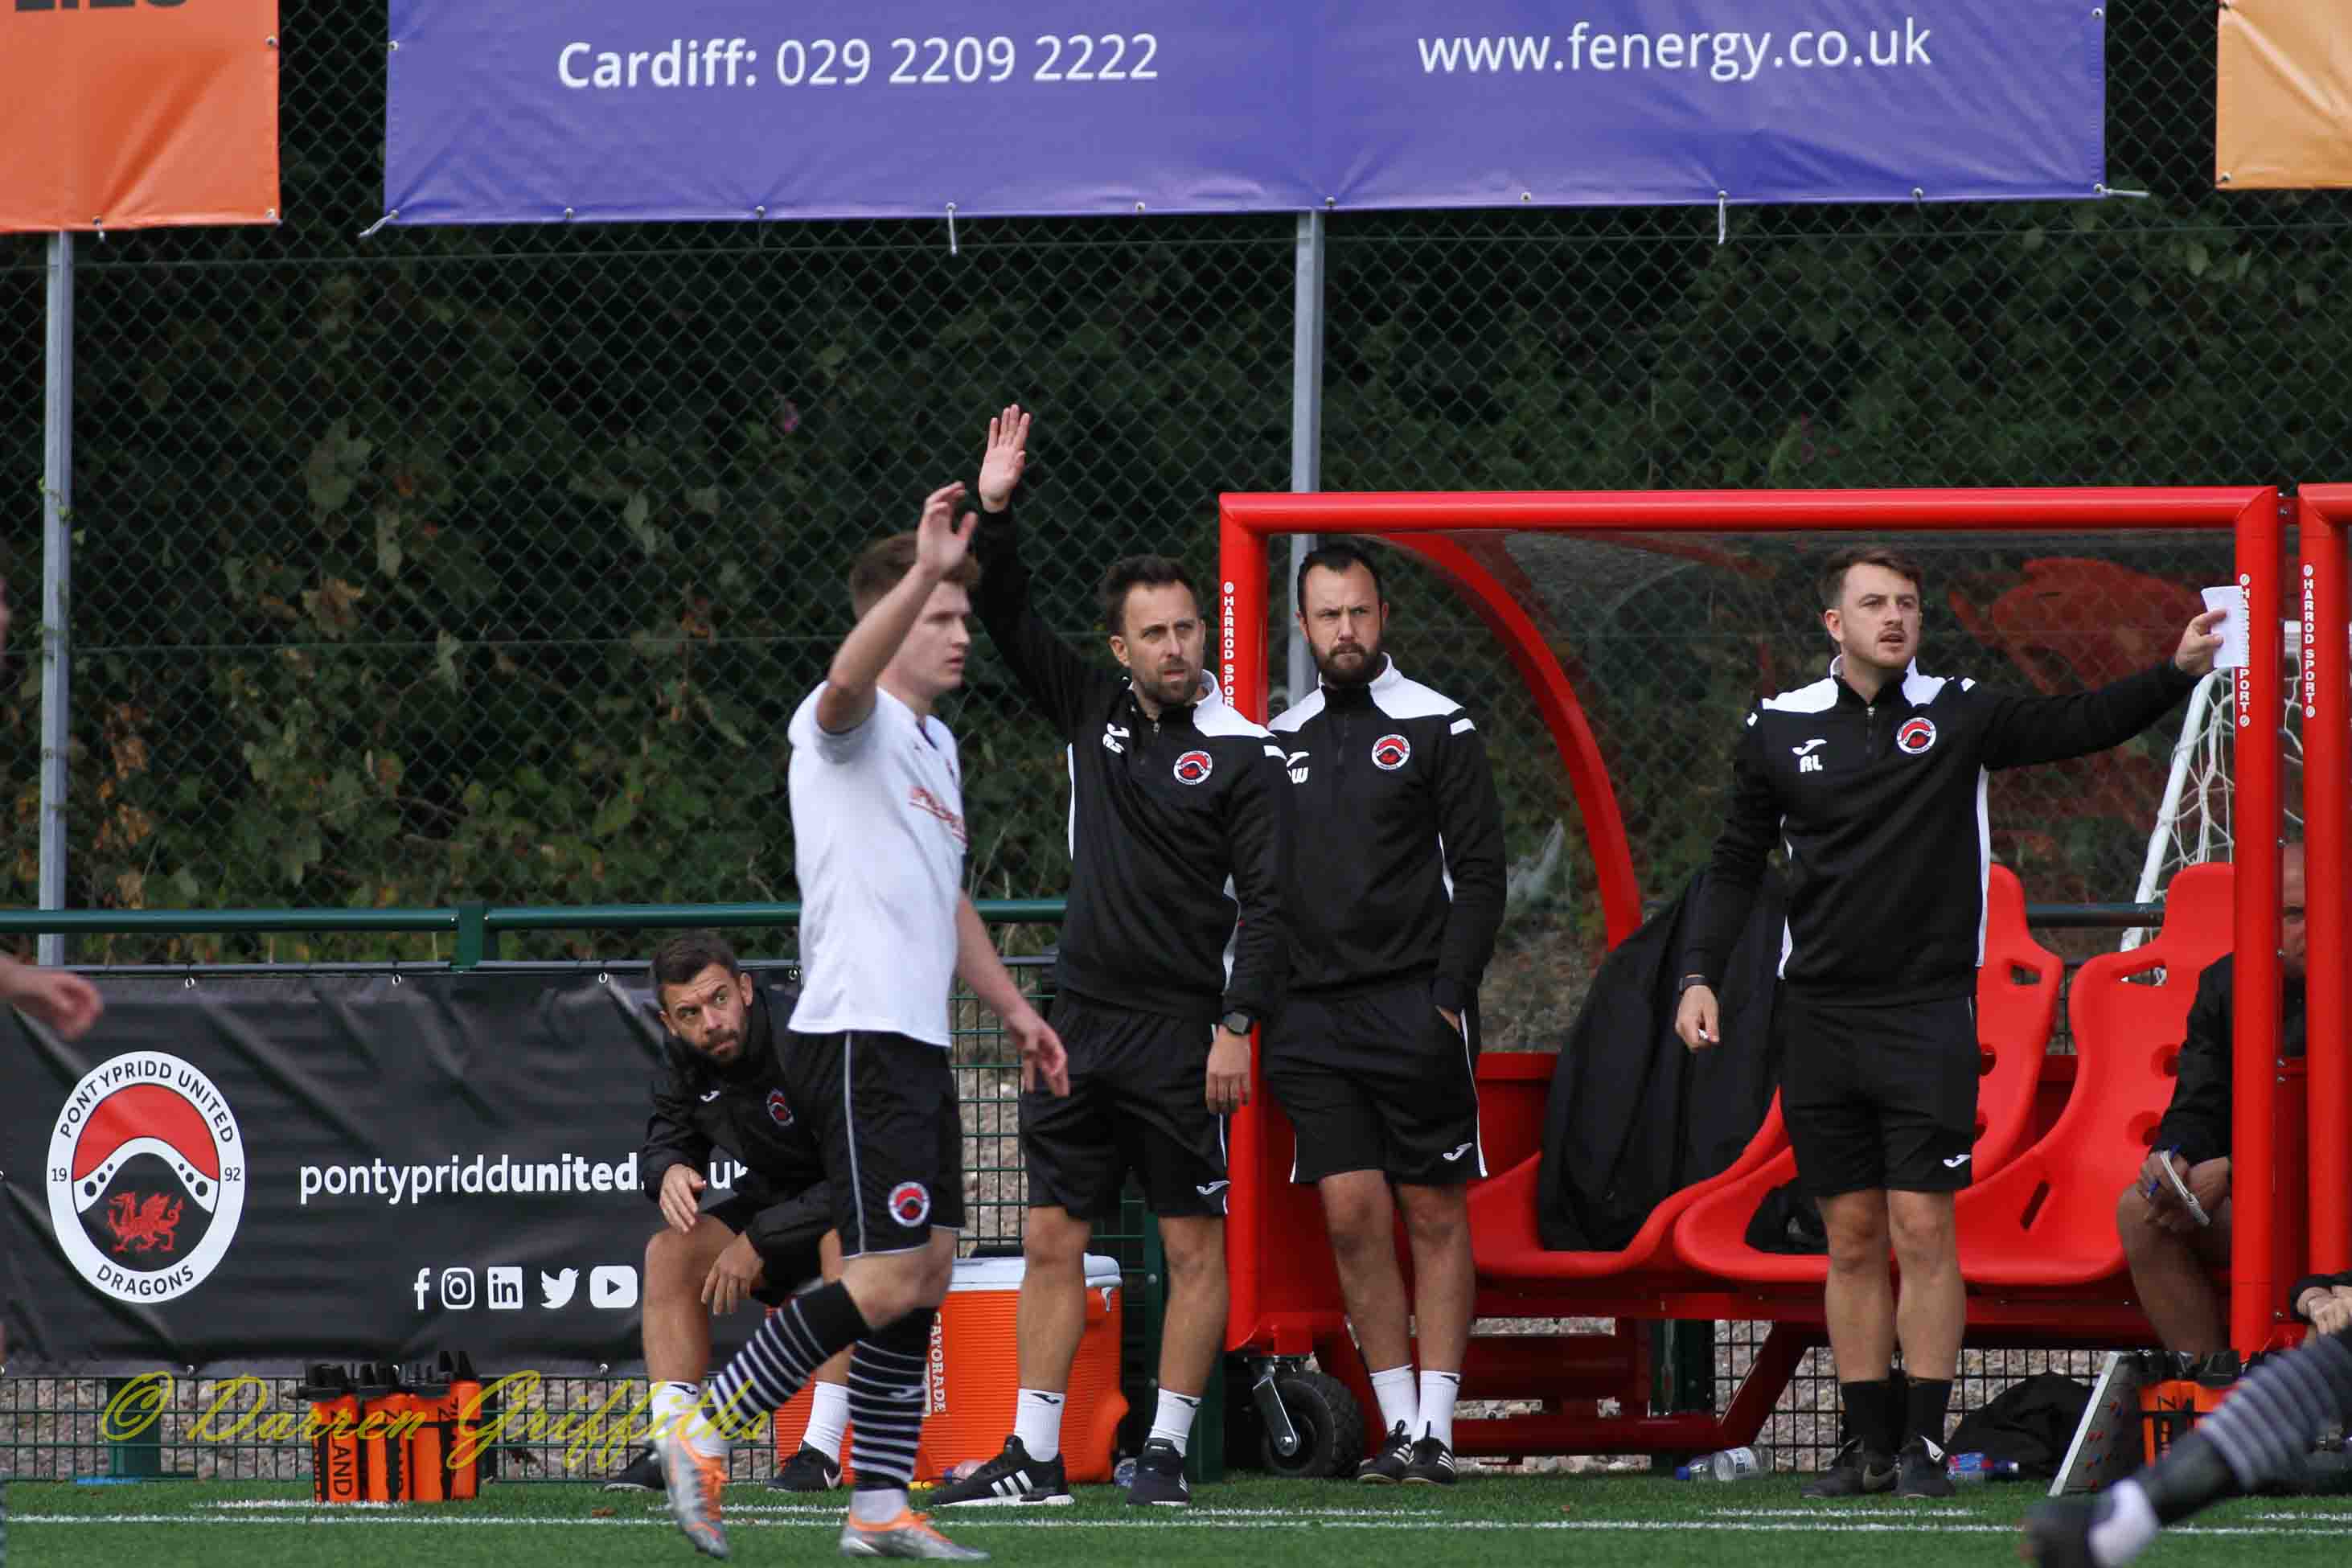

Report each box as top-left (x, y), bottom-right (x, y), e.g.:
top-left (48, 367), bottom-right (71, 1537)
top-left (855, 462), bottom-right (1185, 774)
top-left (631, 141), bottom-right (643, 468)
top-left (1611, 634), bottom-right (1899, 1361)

top-left (1675, 974), bottom-right (1712, 997)
top-left (1220, 1009), bottom-right (1254, 1036)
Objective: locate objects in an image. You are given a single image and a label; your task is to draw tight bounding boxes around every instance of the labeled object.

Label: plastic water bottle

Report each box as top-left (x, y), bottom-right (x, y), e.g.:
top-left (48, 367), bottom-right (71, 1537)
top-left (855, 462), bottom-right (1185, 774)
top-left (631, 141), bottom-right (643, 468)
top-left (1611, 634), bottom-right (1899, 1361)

top-left (1675, 1446), bottom-right (1771, 1480)
top-left (1946, 1452), bottom-right (2022, 1484)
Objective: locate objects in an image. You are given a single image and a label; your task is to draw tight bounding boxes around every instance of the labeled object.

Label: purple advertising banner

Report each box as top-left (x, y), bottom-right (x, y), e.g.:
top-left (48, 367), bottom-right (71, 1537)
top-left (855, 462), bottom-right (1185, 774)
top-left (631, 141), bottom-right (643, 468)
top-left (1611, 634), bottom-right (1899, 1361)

top-left (384, 2), bottom-right (2106, 225)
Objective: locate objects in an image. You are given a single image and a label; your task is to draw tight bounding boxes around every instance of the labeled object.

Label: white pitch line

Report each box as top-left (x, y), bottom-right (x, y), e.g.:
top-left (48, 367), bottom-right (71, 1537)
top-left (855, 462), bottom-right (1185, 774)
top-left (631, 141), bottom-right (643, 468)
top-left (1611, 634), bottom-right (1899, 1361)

top-left (197, 1500), bottom-right (1447, 1521)
top-left (22, 1514), bottom-right (2352, 1538)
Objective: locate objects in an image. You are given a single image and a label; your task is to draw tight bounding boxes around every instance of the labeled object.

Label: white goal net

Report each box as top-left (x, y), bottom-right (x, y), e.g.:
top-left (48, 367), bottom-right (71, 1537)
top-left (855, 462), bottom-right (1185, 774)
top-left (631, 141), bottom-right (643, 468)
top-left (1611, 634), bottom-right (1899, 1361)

top-left (2124, 623), bottom-right (2317, 950)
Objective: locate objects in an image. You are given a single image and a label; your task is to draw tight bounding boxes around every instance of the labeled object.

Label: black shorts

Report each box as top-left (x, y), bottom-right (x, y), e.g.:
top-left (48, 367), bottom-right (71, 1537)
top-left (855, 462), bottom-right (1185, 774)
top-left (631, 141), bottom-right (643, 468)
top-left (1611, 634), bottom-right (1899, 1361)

top-left (1779, 991), bottom-right (1980, 1200)
top-left (1263, 981), bottom-right (1484, 1187)
top-left (708, 1185), bottom-right (832, 1306)
top-left (783, 1029), bottom-right (965, 1257)
top-left (1021, 993), bottom-right (1228, 1223)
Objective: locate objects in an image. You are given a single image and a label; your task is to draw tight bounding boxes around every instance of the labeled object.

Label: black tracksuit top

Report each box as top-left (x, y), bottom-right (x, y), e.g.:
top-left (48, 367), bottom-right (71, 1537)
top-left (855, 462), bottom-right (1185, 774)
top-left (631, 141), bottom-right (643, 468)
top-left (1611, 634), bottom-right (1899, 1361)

top-left (2153, 954), bottom-right (2309, 1169)
top-left (971, 501), bottom-right (1290, 1025)
top-left (1270, 657), bottom-right (1508, 1013)
top-left (1683, 654), bottom-right (2198, 1004)
top-left (637, 986), bottom-right (827, 1268)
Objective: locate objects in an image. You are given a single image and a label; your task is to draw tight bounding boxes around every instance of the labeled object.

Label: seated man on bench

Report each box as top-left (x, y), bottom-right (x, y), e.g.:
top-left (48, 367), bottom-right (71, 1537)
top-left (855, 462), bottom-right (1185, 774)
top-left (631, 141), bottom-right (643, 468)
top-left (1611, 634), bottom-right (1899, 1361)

top-left (603, 931), bottom-right (852, 1494)
top-left (2116, 843), bottom-right (2306, 1365)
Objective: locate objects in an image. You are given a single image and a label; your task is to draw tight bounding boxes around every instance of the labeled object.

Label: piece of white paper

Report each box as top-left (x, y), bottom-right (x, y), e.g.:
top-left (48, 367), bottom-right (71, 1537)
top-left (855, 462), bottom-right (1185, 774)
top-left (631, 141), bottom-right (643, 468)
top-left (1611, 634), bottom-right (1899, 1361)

top-left (2201, 584), bottom-right (2250, 670)
top-left (2159, 1151), bottom-right (2213, 1228)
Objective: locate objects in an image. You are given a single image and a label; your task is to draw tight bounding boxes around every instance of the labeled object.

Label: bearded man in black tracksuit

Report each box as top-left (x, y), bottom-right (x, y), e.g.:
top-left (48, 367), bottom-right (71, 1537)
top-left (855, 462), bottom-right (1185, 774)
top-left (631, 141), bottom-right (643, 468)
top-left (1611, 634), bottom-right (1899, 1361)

top-left (606, 930), bottom-right (851, 1496)
top-left (1263, 538), bottom-right (1507, 1487)
top-left (932, 407), bottom-right (1290, 1510)
top-left (1674, 546), bottom-right (2223, 1500)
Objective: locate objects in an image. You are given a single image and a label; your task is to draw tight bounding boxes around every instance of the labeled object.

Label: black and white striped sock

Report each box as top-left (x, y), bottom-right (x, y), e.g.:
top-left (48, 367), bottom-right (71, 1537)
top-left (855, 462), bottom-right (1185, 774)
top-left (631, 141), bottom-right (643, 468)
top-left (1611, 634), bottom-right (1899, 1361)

top-left (693, 1283), bottom-right (871, 1458)
top-left (848, 1309), bottom-right (934, 1495)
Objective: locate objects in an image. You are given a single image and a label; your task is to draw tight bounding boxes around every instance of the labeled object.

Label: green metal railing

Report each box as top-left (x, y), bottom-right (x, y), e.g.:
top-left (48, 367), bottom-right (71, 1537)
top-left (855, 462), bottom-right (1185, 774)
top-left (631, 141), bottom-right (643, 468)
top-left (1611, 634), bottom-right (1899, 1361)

top-left (0, 899), bottom-right (1069, 968)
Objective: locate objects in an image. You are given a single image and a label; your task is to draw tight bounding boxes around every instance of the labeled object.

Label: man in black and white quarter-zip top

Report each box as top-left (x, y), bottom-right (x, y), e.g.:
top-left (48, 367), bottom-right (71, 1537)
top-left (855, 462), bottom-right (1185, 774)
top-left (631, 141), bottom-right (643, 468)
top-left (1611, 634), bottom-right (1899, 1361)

top-left (1676, 545), bottom-right (2223, 1503)
top-left (939, 406), bottom-right (1290, 1512)
top-left (1262, 538), bottom-right (1506, 1488)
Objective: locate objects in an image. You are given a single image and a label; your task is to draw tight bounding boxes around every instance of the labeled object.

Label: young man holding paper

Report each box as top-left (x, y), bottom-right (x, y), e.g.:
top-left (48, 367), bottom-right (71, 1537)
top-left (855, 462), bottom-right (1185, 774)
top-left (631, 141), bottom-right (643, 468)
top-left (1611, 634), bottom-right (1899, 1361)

top-left (1675, 548), bottom-right (2221, 1499)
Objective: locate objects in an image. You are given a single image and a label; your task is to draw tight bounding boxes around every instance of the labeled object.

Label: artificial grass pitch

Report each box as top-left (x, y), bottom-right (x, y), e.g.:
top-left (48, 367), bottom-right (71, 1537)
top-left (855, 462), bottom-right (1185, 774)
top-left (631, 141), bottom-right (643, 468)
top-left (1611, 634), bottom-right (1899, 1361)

top-left (10, 1472), bottom-right (2352, 1568)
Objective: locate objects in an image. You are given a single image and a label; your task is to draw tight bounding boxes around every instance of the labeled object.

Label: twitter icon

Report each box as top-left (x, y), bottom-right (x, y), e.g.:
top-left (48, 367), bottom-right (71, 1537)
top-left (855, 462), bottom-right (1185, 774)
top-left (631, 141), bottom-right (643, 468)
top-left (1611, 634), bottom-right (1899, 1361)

top-left (539, 1267), bottom-right (579, 1308)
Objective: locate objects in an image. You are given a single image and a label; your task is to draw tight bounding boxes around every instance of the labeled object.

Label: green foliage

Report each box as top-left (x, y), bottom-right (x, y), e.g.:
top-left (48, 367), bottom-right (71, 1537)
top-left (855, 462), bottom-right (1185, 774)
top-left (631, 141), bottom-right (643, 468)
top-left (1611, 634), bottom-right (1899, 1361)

top-left (2, 2), bottom-right (2342, 975)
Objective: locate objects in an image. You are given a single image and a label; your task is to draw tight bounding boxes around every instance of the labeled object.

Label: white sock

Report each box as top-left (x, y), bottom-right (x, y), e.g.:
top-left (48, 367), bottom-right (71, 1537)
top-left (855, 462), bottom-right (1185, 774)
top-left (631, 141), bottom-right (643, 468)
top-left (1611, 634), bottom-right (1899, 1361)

top-left (1013, 1388), bottom-right (1066, 1462)
top-left (1418, 1371), bottom-right (1462, 1451)
top-left (849, 1486), bottom-right (909, 1524)
top-left (1369, 1365), bottom-right (1418, 1435)
top-left (1149, 1389), bottom-right (1202, 1457)
top-left (2087, 1479), bottom-right (2160, 1567)
top-left (803, 1380), bottom-right (851, 1460)
top-left (650, 1380), bottom-right (700, 1443)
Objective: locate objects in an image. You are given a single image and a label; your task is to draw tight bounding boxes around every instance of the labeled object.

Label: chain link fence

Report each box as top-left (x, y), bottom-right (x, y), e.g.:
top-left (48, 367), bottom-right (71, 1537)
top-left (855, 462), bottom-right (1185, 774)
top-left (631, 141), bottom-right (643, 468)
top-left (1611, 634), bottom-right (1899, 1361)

top-left (6, 0), bottom-right (2347, 1473)
top-left (6, 3), bottom-right (2342, 973)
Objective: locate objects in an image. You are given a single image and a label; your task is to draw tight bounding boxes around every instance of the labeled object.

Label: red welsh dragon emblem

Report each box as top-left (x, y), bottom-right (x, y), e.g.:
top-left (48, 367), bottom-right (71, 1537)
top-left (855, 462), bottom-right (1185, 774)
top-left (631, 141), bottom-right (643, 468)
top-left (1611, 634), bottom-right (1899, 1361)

top-left (105, 1193), bottom-right (185, 1254)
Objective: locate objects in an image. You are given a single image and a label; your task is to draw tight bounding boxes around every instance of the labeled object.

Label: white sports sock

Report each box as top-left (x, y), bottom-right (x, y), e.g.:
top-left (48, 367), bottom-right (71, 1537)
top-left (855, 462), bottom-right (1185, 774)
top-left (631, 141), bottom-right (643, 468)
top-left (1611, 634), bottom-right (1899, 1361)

top-left (1369, 1365), bottom-right (1418, 1435)
top-left (683, 1381), bottom-right (732, 1460)
top-left (650, 1380), bottom-right (700, 1440)
top-left (850, 1486), bottom-right (909, 1524)
top-left (1149, 1389), bottom-right (1203, 1457)
top-left (2087, 1480), bottom-right (2160, 1567)
top-left (1418, 1370), bottom-right (1462, 1451)
top-left (1013, 1388), bottom-right (1066, 1462)
top-left (803, 1379), bottom-right (851, 1461)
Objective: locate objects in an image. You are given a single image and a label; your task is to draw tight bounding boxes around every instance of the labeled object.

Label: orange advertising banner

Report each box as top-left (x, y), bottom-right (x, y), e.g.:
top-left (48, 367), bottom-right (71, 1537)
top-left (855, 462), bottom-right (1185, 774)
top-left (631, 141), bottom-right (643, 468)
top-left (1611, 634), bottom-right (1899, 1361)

top-left (2218, 0), bottom-right (2352, 190)
top-left (0, 0), bottom-right (280, 234)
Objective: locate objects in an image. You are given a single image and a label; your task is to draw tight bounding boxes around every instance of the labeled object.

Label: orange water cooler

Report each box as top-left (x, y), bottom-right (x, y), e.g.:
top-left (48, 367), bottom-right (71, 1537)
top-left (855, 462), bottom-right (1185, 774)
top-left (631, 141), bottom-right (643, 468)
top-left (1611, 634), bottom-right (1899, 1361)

top-left (773, 1253), bottom-right (1127, 1483)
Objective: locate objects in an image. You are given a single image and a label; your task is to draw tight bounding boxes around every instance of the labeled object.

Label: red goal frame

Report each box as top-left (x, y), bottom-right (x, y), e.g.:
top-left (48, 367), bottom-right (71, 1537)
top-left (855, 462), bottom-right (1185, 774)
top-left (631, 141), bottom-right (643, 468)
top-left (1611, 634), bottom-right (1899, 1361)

top-left (1218, 486), bottom-right (2319, 1386)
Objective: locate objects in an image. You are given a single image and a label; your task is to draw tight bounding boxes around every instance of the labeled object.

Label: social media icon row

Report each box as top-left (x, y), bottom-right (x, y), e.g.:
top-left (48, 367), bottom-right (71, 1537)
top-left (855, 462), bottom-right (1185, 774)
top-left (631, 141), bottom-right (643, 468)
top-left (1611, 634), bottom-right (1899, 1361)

top-left (413, 1264), bottom-right (638, 1311)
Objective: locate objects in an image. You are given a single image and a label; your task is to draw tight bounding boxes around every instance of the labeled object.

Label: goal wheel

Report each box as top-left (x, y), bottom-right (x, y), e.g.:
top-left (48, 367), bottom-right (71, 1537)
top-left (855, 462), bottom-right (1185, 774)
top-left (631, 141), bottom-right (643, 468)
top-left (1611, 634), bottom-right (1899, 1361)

top-left (1258, 1369), bottom-right (1366, 1478)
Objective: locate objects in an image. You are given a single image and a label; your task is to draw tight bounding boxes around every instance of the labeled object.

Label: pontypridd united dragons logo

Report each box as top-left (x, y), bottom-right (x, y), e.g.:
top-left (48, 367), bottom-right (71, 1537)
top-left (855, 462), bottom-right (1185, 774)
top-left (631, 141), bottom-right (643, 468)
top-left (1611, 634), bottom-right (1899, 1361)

top-left (47, 1053), bottom-right (246, 1303)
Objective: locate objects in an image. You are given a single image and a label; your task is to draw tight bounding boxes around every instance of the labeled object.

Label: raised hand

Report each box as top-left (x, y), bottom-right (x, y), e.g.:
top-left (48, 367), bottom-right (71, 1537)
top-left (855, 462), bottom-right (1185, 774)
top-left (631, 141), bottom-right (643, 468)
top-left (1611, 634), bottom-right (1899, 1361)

top-left (914, 481), bottom-right (976, 578)
top-left (2173, 608), bottom-right (2227, 676)
top-left (976, 404), bottom-right (1031, 513)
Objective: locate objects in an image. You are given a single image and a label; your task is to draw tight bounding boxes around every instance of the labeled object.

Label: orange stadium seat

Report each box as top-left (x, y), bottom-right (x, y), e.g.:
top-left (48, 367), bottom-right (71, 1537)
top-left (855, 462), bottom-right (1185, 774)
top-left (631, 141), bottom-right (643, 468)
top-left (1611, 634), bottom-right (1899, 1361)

top-left (1469, 1095), bottom-right (1788, 1284)
top-left (1952, 860), bottom-right (2235, 1287)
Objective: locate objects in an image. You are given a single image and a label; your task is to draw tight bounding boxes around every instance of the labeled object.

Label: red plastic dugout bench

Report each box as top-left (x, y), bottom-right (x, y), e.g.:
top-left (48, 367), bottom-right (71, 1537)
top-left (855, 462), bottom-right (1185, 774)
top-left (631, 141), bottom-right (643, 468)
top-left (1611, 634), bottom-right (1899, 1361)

top-left (1212, 485), bottom-right (2315, 1470)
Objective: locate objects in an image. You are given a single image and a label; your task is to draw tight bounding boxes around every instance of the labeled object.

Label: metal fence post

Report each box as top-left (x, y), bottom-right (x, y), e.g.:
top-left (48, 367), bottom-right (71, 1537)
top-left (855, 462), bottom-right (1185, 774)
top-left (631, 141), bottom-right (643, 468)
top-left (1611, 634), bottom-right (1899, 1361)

top-left (101, 1377), bottom-right (162, 1480)
top-left (453, 902), bottom-right (494, 969)
top-left (1285, 211), bottom-right (1326, 708)
top-left (39, 232), bottom-right (75, 967)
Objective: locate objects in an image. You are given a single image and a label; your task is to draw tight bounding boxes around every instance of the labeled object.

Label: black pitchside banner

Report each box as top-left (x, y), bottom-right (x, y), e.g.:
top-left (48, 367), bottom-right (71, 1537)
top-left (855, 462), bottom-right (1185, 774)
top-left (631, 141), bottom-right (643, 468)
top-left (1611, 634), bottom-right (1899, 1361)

top-left (2, 969), bottom-right (800, 1374)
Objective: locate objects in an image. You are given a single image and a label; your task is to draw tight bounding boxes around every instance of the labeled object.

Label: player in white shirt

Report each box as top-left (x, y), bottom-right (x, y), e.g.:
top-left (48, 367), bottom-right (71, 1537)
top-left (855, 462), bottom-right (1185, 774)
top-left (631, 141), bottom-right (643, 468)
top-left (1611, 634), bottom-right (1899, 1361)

top-left (659, 483), bottom-right (1069, 1563)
